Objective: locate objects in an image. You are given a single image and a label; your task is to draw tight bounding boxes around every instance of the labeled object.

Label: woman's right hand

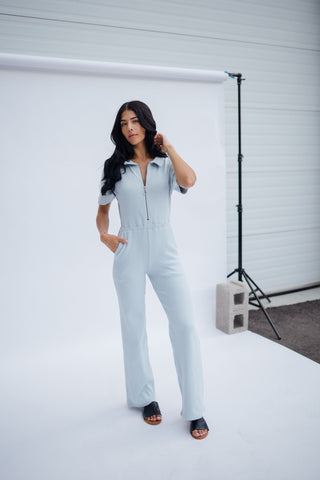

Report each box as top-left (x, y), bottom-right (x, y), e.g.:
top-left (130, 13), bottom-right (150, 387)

top-left (100, 232), bottom-right (128, 253)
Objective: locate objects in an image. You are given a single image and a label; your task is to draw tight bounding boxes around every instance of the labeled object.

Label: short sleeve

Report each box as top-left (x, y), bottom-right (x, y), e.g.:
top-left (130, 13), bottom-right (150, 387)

top-left (98, 177), bottom-right (116, 205)
top-left (168, 160), bottom-right (188, 194)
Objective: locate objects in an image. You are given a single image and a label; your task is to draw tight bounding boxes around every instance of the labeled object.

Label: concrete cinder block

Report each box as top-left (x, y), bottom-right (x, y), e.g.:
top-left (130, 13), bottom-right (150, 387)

top-left (216, 280), bottom-right (249, 334)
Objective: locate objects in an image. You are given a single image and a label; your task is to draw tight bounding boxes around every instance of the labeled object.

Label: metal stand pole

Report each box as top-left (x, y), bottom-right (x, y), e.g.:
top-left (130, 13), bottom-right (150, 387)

top-left (226, 72), bottom-right (281, 340)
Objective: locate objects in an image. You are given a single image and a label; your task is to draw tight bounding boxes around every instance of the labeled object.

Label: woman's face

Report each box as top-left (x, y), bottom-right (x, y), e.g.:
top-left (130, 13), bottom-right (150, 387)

top-left (120, 109), bottom-right (146, 146)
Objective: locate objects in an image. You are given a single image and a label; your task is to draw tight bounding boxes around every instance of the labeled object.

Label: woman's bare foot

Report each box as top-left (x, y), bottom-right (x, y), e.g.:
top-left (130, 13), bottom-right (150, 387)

top-left (190, 417), bottom-right (209, 439)
top-left (191, 428), bottom-right (208, 439)
top-left (145, 413), bottom-right (162, 424)
top-left (143, 401), bottom-right (162, 425)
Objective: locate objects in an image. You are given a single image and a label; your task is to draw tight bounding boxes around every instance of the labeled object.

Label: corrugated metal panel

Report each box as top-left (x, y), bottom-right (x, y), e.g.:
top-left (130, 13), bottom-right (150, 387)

top-left (0, 0), bottom-right (319, 49)
top-left (225, 103), bottom-right (320, 292)
top-left (227, 229), bottom-right (320, 292)
top-left (0, 0), bottom-right (319, 292)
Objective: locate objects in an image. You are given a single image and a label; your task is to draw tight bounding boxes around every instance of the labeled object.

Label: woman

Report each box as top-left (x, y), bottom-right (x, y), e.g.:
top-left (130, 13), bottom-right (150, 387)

top-left (96, 100), bottom-right (209, 439)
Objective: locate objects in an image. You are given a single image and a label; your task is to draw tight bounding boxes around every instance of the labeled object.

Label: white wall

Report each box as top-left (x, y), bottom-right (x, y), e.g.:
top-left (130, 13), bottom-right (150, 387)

top-left (0, 59), bottom-right (227, 357)
top-left (1, 0), bottom-right (319, 293)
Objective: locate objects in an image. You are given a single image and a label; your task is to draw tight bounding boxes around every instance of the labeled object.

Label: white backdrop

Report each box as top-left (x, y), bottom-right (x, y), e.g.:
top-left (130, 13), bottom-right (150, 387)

top-left (0, 56), bottom-right (227, 359)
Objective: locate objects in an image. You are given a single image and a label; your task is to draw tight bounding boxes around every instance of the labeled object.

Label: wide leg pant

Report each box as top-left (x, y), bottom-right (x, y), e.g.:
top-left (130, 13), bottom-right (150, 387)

top-left (112, 222), bottom-right (204, 420)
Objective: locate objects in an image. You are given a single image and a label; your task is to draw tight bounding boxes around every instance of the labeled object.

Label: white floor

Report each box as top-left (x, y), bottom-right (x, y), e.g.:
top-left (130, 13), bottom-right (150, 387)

top-left (1, 290), bottom-right (320, 480)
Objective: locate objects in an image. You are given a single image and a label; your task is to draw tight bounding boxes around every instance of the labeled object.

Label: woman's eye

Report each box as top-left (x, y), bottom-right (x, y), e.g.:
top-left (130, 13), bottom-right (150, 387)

top-left (133, 119), bottom-right (139, 123)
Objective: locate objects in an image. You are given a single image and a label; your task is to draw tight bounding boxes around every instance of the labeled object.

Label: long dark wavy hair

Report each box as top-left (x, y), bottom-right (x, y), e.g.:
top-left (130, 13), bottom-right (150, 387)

top-left (100, 100), bottom-right (167, 196)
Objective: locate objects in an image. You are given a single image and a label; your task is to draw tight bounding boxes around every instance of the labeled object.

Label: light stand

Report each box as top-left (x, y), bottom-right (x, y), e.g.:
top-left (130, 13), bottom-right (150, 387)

top-left (226, 72), bottom-right (281, 340)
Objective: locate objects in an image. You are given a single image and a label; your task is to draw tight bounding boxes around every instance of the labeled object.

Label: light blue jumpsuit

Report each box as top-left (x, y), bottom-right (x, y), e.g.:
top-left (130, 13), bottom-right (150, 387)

top-left (98, 156), bottom-right (204, 420)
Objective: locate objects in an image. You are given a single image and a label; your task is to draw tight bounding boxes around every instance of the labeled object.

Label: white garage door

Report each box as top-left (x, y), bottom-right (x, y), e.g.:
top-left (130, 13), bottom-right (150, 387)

top-left (1, 0), bottom-right (319, 293)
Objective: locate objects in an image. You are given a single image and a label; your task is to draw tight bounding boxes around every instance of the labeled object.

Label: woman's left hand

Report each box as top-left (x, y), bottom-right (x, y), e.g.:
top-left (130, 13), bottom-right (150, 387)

top-left (154, 133), bottom-right (171, 153)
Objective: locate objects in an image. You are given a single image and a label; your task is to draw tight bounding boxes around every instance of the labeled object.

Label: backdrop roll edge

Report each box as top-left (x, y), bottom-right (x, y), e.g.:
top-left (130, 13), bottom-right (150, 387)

top-left (0, 53), bottom-right (228, 83)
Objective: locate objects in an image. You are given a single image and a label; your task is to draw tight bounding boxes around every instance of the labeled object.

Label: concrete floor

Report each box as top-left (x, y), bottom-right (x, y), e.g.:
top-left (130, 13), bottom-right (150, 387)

top-left (248, 286), bottom-right (320, 310)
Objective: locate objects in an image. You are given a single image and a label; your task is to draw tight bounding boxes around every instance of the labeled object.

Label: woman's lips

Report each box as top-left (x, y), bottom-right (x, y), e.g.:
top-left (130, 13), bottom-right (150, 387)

top-left (129, 134), bottom-right (137, 138)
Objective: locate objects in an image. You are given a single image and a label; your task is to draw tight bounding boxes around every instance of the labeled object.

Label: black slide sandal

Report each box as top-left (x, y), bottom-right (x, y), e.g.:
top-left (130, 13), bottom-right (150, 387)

top-left (190, 417), bottom-right (209, 439)
top-left (143, 401), bottom-right (162, 425)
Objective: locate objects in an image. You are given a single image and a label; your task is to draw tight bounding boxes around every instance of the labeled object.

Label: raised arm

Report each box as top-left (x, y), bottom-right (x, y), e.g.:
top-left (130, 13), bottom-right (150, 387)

top-left (154, 133), bottom-right (196, 189)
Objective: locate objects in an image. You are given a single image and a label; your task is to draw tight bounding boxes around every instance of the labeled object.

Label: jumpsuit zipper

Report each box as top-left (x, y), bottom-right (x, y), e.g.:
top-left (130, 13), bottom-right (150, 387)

top-left (144, 185), bottom-right (150, 220)
top-left (137, 163), bottom-right (150, 221)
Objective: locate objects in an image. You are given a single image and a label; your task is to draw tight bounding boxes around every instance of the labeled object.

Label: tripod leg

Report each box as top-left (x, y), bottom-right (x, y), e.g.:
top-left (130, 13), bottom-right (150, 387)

top-left (244, 270), bottom-right (271, 303)
top-left (227, 268), bottom-right (238, 278)
top-left (242, 271), bottom-right (281, 340)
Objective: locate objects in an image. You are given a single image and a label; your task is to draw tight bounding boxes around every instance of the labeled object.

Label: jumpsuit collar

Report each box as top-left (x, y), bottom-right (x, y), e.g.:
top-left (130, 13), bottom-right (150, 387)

top-left (124, 157), bottom-right (163, 167)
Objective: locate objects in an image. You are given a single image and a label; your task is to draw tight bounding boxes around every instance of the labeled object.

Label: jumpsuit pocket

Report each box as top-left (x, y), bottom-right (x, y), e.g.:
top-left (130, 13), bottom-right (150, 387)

top-left (114, 240), bottom-right (126, 256)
